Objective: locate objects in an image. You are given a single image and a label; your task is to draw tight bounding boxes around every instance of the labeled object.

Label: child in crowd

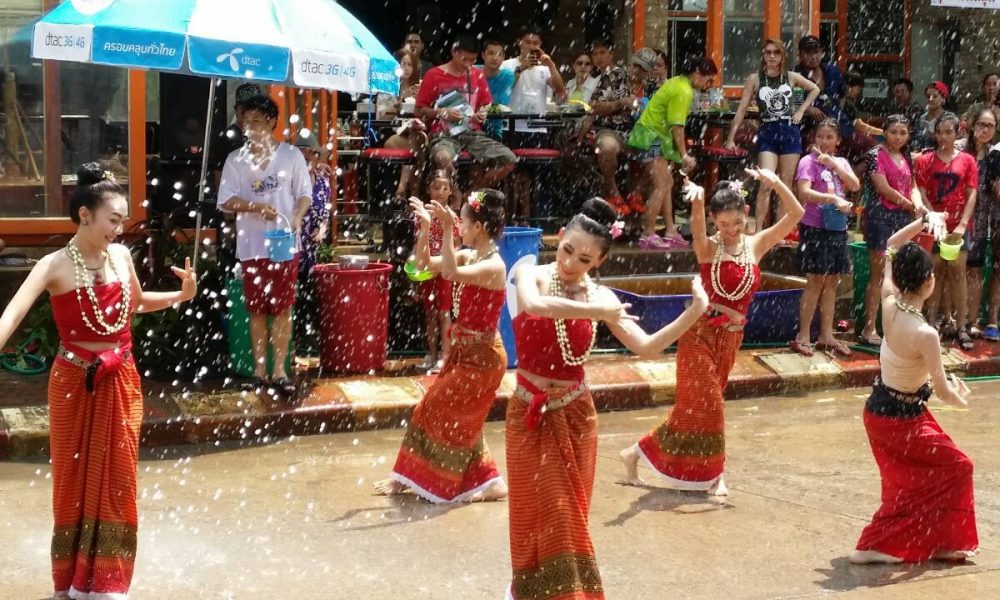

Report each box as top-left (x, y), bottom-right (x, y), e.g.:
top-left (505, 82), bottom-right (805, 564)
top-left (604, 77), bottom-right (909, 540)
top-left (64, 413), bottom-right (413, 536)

top-left (791, 119), bottom-right (860, 357)
top-left (916, 112), bottom-right (979, 350)
top-left (414, 170), bottom-right (462, 370)
top-left (860, 115), bottom-right (925, 346)
top-left (962, 107), bottom-right (1000, 340)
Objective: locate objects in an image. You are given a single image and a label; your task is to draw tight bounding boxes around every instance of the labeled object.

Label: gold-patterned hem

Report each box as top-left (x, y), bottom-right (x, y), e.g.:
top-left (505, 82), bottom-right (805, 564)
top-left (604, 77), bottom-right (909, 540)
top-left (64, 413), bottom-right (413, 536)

top-left (652, 427), bottom-right (725, 457)
top-left (512, 553), bottom-right (603, 600)
top-left (401, 426), bottom-right (489, 476)
top-left (52, 519), bottom-right (137, 561)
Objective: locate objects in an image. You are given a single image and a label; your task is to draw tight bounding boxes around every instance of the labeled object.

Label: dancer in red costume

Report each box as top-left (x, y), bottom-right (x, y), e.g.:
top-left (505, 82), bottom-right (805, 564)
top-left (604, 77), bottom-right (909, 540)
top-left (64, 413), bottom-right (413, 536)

top-left (375, 189), bottom-right (510, 503)
top-left (851, 211), bottom-right (978, 564)
top-left (620, 168), bottom-right (804, 494)
top-left (506, 198), bottom-right (709, 600)
top-left (0, 164), bottom-right (196, 600)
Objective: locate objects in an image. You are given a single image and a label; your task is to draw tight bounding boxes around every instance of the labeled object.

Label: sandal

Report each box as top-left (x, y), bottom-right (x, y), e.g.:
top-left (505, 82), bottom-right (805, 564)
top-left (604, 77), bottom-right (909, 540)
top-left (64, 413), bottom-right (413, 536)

top-left (240, 376), bottom-right (267, 394)
top-left (272, 377), bottom-right (297, 398)
top-left (957, 330), bottom-right (974, 352)
top-left (857, 333), bottom-right (881, 346)
top-left (817, 340), bottom-right (853, 357)
top-left (984, 324), bottom-right (999, 342)
top-left (789, 339), bottom-right (815, 357)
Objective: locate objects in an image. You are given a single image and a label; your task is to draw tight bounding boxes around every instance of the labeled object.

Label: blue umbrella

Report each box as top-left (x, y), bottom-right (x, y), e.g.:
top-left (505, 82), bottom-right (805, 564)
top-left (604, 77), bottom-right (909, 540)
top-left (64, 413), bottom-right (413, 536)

top-left (31, 0), bottom-right (400, 266)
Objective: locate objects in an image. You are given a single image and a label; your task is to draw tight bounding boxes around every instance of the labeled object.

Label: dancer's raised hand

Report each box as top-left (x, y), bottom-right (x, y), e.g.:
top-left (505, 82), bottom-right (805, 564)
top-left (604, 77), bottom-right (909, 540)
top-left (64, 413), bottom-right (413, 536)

top-left (408, 197), bottom-right (431, 230)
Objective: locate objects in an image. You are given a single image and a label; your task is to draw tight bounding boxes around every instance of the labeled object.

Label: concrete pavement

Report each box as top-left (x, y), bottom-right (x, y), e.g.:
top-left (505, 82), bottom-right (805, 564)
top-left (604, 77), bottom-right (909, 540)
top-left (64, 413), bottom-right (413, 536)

top-left (1, 384), bottom-right (997, 599)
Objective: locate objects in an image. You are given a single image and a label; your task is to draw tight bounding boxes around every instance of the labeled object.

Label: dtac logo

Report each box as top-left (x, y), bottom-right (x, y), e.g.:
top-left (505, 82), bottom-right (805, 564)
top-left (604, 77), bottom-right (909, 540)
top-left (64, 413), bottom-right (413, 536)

top-left (216, 48), bottom-right (261, 72)
top-left (300, 59), bottom-right (357, 78)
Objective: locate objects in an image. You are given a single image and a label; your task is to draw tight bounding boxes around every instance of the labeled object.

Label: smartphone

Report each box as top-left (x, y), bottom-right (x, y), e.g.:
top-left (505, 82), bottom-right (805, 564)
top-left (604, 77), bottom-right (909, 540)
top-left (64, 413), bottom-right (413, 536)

top-left (529, 49), bottom-right (541, 64)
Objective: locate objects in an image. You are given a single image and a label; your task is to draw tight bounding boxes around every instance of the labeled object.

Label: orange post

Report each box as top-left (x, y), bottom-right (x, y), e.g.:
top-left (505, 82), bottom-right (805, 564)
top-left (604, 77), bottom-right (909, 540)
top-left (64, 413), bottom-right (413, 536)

top-left (633, 0), bottom-right (645, 51)
top-left (304, 89), bottom-right (314, 134)
top-left (764, 0), bottom-right (781, 41)
top-left (269, 85), bottom-right (287, 141)
top-left (707, 0), bottom-right (723, 70)
top-left (319, 90), bottom-right (329, 146)
top-left (330, 91), bottom-right (339, 246)
top-left (811, 0), bottom-right (821, 36)
top-left (127, 69), bottom-right (146, 223)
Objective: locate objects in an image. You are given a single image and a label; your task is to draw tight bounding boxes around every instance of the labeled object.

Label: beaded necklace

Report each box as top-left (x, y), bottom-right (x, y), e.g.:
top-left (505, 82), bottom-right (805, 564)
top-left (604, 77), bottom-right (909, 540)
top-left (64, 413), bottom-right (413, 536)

top-left (710, 233), bottom-right (756, 302)
top-left (549, 264), bottom-right (597, 367)
top-left (66, 238), bottom-right (131, 336)
top-left (451, 246), bottom-right (497, 322)
top-left (894, 299), bottom-right (926, 322)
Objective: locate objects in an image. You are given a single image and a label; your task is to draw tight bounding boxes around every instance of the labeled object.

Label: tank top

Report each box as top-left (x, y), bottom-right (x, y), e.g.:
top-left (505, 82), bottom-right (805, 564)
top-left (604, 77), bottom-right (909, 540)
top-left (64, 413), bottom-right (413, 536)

top-left (700, 261), bottom-right (762, 316)
top-left (513, 312), bottom-right (592, 381)
top-left (757, 70), bottom-right (795, 124)
top-left (454, 284), bottom-right (505, 332)
top-left (50, 282), bottom-right (133, 344)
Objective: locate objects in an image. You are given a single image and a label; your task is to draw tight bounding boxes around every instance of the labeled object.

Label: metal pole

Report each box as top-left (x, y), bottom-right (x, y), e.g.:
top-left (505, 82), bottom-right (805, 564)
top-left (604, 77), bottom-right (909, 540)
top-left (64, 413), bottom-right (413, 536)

top-left (193, 76), bottom-right (218, 272)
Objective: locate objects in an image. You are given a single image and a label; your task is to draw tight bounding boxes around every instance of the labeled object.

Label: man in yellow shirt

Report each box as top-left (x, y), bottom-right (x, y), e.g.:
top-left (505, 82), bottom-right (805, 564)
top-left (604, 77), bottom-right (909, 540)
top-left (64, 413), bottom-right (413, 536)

top-left (629, 56), bottom-right (718, 249)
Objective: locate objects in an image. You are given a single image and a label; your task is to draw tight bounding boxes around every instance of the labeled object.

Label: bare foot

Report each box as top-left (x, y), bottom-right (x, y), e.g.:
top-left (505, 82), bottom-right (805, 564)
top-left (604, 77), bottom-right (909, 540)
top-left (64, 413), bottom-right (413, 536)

top-left (466, 480), bottom-right (508, 502)
top-left (617, 445), bottom-right (645, 486)
top-left (707, 475), bottom-right (728, 497)
top-left (52, 593), bottom-right (70, 600)
top-left (373, 478), bottom-right (407, 496)
top-left (933, 549), bottom-right (978, 562)
top-left (850, 549), bottom-right (903, 564)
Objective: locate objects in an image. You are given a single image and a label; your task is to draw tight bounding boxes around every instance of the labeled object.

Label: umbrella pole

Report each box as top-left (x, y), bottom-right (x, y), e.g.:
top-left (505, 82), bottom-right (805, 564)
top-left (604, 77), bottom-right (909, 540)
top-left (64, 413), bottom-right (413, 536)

top-left (193, 76), bottom-right (219, 272)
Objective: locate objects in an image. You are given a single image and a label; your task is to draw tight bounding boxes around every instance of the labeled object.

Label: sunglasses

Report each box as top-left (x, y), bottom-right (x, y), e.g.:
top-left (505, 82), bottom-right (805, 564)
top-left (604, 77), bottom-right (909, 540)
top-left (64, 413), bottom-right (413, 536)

top-left (975, 121), bottom-right (997, 130)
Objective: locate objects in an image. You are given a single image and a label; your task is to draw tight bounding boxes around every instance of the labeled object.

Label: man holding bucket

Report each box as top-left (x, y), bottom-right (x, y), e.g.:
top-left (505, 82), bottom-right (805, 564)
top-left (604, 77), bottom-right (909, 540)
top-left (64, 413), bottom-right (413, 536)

top-left (219, 94), bottom-right (313, 398)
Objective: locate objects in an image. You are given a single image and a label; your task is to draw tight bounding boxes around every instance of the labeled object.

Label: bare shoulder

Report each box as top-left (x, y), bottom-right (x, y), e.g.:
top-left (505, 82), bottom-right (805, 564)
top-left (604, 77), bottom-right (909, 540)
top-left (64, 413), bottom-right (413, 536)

top-left (109, 243), bottom-right (135, 264)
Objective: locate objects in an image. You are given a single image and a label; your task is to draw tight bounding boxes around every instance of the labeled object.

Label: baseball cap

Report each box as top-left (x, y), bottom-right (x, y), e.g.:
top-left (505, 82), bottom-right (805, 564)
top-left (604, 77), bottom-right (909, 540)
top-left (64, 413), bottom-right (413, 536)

top-left (293, 129), bottom-right (323, 153)
top-left (235, 83), bottom-right (264, 106)
top-left (631, 47), bottom-right (657, 72)
top-left (798, 35), bottom-right (823, 51)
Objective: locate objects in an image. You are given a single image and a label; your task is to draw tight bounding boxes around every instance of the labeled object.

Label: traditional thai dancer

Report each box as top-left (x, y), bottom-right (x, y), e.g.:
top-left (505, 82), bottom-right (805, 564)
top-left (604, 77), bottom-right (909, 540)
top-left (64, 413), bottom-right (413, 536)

top-left (374, 189), bottom-right (510, 503)
top-left (506, 198), bottom-right (708, 600)
top-left (0, 164), bottom-right (197, 600)
top-left (851, 211), bottom-right (978, 564)
top-left (620, 168), bottom-right (804, 494)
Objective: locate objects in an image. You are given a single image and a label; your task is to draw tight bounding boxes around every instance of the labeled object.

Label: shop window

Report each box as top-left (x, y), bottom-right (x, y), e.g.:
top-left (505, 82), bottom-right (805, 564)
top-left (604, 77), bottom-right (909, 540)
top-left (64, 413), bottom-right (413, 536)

top-left (666, 19), bottom-right (708, 78)
top-left (847, 61), bottom-right (904, 117)
top-left (722, 0), bottom-right (764, 86)
top-left (1, 5), bottom-right (128, 219)
top-left (847, 0), bottom-right (904, 55)
top-left (1, 4), bottom-right (45, 217)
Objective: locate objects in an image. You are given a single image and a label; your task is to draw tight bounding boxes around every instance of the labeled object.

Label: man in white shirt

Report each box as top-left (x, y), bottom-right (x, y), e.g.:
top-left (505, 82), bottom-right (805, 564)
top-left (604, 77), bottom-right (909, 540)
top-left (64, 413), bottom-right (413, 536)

top-left (218, 95), bottom-right (312, 398)
top-left (501, 26), bottom-right (566, 137)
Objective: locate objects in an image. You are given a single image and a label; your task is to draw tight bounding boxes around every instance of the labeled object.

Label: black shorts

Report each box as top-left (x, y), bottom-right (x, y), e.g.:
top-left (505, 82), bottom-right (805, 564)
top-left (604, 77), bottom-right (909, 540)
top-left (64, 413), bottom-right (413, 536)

top-left (798, 224), bottom-right (852, 275)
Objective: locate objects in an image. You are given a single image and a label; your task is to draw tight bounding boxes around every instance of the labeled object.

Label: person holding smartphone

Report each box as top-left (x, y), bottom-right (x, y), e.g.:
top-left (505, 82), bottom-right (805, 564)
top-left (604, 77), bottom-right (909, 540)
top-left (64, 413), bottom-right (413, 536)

top-left (501, 25), bottom-right (566, 142)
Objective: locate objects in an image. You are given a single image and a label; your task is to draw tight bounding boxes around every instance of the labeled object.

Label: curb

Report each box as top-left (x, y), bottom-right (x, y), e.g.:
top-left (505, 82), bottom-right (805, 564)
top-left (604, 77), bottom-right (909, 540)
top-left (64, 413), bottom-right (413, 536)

top-left (0, 343), bottom-right (993, 459)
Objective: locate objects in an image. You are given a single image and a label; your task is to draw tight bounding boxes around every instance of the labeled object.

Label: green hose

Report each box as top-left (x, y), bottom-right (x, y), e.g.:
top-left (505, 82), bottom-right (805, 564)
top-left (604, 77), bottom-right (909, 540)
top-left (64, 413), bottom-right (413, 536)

top-left (0, 337), bottom-right (48, 375)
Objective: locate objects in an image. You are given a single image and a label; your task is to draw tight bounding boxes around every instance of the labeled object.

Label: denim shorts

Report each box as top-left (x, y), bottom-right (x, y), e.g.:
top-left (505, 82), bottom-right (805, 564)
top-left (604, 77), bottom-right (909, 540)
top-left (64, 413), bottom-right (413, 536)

top-left (863, 201), bottom-right (912, 252)
top-left (634, 139), bottom-right (663, 163)
top-left (756, 120), bottom-right (802, 156)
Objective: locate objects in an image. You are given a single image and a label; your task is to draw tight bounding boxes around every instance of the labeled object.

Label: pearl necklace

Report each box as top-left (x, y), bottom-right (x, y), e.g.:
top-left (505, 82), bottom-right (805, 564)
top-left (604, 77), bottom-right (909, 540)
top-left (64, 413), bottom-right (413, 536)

top-left (549, 264), bottom-right (597, 367)
top-left (451, 246), bottom-right (497, 322)
top-left (895, 299), bottom-right (926, 322)
top-left (710, 234), bottom-right (755, 302)
top-left (66, 238), bottom-right (131, 336)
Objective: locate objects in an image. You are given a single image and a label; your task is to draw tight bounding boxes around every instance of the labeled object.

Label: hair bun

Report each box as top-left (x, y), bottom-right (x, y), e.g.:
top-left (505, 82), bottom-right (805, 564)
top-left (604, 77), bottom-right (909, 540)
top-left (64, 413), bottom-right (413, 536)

top-left (76, 162), bottom-right (107, 187)
top-left (580, 197), bottom-right (616, 229)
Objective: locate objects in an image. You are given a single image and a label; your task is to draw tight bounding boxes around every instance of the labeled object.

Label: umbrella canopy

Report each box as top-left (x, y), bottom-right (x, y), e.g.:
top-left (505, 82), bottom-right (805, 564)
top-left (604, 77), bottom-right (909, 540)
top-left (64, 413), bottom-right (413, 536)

top-left (30, 0), bottom-right (399, 95)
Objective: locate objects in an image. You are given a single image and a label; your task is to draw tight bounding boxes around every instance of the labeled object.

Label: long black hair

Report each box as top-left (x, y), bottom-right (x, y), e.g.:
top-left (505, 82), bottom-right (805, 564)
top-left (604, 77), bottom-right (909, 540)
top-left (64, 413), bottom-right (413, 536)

top-left (69, 162), bottom-right (125, 224)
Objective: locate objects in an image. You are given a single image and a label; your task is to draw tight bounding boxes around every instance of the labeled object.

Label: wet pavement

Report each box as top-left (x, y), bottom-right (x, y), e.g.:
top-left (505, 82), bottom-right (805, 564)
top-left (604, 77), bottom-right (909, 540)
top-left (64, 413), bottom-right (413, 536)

top-left (1, 384), bottom-right (997, 599)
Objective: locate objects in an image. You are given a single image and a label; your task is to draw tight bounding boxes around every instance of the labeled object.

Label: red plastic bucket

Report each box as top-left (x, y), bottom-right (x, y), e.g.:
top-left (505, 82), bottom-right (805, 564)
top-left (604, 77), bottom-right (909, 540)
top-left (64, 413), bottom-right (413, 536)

top-left (314, 262), bottom-right (392, 374)
top-left (914, 231), bottom-right (935, 253)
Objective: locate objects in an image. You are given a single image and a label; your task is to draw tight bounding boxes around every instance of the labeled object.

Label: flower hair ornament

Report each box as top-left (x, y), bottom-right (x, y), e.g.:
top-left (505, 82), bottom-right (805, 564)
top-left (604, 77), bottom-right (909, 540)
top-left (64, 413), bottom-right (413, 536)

top-left (728, 180), bottom-right (748, 198)
top-left (103, 170), bottom-right (116, 183)
top-left (609, 220), bottom-right (625, 240)
top-left (467, 190), bottom-right (486, 212)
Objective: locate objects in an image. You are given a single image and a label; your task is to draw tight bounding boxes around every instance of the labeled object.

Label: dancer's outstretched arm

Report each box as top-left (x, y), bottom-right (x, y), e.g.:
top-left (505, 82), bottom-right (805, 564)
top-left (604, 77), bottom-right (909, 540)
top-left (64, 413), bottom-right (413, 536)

top-left (602, 276), bottom-right (709, 357)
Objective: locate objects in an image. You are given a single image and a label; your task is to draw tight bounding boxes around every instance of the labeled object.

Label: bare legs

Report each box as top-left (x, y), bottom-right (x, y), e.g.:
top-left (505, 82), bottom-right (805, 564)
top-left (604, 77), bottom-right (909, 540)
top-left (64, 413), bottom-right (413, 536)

top-left (754, 152), bottom-right (779, 232)
top-left (927, 252), bottom-right (969, 339)
top-left (642, 158), bottom-right (676, 237)
top-left (796, 275), bottom-right (848, 353)
top-left (861, 250), bottom-right (885, 344)
top-left (596, 133), bottom-right (623, 198)
top-left (249, 307), bottom-right (292, 381)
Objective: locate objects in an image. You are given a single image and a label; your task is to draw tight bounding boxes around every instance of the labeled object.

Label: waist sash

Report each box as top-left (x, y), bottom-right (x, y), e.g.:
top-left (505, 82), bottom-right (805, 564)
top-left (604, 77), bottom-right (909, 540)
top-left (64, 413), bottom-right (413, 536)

top-left (57, 339), bottom-right (134, 394)
top-left (514, 373), bottom-right (588, 431)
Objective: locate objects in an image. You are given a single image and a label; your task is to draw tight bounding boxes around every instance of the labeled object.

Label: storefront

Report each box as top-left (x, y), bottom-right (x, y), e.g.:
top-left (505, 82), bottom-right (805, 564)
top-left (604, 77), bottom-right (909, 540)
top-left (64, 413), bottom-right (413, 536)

top-left (637, 0), bottom-right (982, 112)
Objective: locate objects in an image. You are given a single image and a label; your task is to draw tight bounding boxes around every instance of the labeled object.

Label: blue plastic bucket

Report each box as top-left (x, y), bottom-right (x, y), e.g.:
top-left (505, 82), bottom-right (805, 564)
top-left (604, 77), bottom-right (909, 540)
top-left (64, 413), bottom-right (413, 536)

top-left (498, 227), bottom-right (542, 368)
top-left (265, 216), bottom-right (296, 262)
